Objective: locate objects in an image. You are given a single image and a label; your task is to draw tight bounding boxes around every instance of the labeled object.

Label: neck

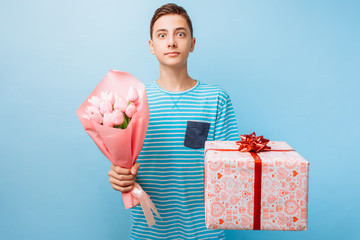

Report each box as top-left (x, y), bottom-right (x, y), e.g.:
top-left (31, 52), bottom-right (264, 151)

top-left (157, 63), bottom-right (196, 92)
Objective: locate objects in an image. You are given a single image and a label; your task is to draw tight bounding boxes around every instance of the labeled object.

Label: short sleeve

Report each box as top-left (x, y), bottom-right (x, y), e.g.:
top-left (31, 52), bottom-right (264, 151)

top-left (214, 89), bottom-right (240, 141)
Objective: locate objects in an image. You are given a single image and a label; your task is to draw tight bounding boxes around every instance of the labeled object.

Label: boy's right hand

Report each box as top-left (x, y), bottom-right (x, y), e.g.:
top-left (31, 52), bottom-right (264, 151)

top-left (108, 163), bottom-right (140, 193)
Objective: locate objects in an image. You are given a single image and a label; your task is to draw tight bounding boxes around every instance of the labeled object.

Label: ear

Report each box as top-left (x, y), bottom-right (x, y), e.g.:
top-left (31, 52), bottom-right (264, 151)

top-left (190, 37), bottom-right (196, 53)
top-left (149, 39), bottom-right (155, 55)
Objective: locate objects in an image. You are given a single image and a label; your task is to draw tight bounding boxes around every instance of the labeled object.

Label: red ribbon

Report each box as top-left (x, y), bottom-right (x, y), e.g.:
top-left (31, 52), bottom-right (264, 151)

top-left (237, 132), bottom-right (268, 230)
top-left (236, 132), bottom-right (271, 153)
top-left (250, 151), bottom-right (262, 230)
top-left (206, 132), bottom-right (294, 230)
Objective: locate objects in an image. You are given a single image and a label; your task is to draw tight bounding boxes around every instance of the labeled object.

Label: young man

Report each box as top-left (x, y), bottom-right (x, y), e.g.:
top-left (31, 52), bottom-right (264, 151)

top-left (108, 3), bottom-right (240, 239)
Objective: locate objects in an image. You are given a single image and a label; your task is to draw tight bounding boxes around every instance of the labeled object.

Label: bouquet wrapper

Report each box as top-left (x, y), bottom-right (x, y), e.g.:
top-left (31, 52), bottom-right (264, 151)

top-left (76, 70), bottom-right (160, 227)
top-left (204, 141), bottom-right (309, 231)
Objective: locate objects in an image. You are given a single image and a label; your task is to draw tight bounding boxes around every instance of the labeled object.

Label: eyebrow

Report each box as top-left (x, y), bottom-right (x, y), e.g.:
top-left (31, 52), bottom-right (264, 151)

top-left (156, 27), bottom-right (187, 33)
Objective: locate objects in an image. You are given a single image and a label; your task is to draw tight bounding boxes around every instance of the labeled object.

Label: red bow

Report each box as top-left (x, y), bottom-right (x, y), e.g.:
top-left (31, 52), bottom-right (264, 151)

top-left (236, 132), bottom-right (271, 153)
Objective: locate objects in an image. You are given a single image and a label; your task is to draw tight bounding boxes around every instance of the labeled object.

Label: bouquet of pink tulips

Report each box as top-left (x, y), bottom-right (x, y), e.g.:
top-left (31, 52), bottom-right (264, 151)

top-left (83, 87), bottom-right (138, 129)
top-left (76, 70), bottom-right (160, 227)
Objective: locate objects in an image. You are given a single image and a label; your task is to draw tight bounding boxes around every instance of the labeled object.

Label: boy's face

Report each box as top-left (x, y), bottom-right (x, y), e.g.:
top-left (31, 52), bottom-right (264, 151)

top-left (149, 14), bottom-right (196, 68)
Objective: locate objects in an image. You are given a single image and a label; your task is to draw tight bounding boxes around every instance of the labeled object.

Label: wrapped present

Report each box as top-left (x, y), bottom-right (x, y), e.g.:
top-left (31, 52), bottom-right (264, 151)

top-left (204, 133), bottom-right (309, 231)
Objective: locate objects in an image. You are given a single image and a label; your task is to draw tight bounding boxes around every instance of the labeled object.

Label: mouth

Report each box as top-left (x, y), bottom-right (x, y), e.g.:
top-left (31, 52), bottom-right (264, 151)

top-left (165, 52), bottom-right (180, 56)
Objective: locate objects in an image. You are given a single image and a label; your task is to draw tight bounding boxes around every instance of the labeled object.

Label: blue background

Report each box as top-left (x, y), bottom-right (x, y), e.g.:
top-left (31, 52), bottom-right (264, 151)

top-left (1, 0), bottom-right (359, 239)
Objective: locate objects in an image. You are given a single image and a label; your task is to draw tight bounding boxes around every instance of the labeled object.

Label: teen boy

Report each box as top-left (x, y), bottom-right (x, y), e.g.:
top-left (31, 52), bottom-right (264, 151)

top-left (108, 3), bottom-right (240, 239)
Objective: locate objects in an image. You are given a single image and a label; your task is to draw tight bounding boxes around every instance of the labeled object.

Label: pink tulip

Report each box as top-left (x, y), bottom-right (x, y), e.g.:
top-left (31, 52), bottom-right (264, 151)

top-left (81, 114), bottom-right (90, 120)
top-left (125, 102), bottom-right (137, 118)
top-left (88, 96), bottom-right (102, 108)
top-left (114, 96), bottom-right (128, 112)
top-left (127, 86), bottom-right (139, 103)
top-left (100, 91), bottom-right (108, 100)
top-left (100, 91), bottom-right (116, 105)
top-left (112, 110), bottom-right (124, 125)
top-left (103, 112), bottom-right (113, 127)
top-left (113, 93), bottom-right (120, 104)
top-left (85, 106), bottom-right (101, 116)
top-left (89, 112), bottom-right (103, 125)
top-left (84, 106), bottom-right (103, 124)
top-left (100, 100), bottom-right (113, 115)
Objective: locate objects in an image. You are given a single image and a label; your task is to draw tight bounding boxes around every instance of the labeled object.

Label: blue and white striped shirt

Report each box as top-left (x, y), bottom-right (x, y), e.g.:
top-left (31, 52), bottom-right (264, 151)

top-left (131, 80), bottom-right (240, 240)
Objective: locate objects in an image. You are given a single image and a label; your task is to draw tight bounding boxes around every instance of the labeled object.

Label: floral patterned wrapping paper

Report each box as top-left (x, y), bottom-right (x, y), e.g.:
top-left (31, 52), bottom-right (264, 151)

top-left (204, 141), bottom-right (309, 231)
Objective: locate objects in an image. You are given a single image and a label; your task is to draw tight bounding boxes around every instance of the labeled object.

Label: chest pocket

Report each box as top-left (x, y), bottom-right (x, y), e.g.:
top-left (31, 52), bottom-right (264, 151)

top-left (184, 121), bottom-right (211, 149)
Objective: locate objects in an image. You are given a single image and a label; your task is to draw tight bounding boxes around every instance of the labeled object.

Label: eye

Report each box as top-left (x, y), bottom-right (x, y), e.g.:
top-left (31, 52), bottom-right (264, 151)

top-left (158, 33), bottom-right (166, 38)
top-left (177, 32), bottom-right (185, 37)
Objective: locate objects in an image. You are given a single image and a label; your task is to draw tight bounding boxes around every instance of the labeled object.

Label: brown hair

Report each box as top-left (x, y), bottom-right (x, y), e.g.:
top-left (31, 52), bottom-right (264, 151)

top-left (150, 3), bottom-right (193, 39)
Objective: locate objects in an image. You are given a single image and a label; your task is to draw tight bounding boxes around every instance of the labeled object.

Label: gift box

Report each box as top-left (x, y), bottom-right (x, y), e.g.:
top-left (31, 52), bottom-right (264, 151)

top-left (204, 138), bottom-right (309, 231)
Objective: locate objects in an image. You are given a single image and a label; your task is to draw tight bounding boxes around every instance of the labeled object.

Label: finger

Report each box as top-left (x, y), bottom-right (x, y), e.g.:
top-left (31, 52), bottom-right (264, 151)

top-left (109, 178), bottom-right (135, 188)
top-left (131, 162), bottom-right (140, 175)
top-left (112, 184), bottom-right (134, 193)
top-left (108, 170), bottom-right (135, 181)
top-left (111, 164), bottom-right (131, 175)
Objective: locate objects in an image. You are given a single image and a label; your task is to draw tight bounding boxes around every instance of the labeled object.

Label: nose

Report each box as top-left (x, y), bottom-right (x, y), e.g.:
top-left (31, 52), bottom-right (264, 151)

top-left (168, 42), bottom-right (176, 48)
top-left (167, 36), bottom-right (177, 48)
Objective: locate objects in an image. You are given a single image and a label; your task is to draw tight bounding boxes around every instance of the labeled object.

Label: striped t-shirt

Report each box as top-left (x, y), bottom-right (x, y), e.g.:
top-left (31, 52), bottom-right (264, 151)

top-left (130, 80), bottom-right (240, 240)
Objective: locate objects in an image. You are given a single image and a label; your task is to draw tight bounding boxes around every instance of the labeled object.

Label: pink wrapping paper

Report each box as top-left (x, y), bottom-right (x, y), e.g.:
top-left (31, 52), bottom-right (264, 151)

top-left (76, 70), bottom-right (149, 209)
top-left (204, 141), bottom-right (309, 231)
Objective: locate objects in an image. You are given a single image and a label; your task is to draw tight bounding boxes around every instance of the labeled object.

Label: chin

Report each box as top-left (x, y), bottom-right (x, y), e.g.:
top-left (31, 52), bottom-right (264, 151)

top-left (160, 58), bottom-right (187, 67)
top-left (164, 62), bottom-right (186, 68)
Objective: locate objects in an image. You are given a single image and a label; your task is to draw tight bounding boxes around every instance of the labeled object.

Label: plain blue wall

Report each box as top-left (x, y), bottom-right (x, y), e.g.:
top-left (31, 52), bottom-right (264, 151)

top-left (1, 0), bottom-right (359, 239)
